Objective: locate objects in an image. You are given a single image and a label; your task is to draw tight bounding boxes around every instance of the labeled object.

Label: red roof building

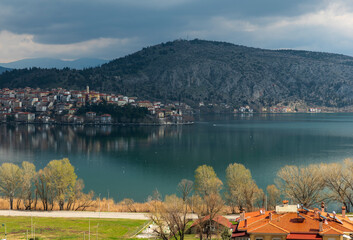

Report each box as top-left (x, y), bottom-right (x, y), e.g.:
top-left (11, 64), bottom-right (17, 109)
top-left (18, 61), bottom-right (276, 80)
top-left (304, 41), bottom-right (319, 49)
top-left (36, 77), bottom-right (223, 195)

top-left (231, 202), bottom-right (353, 240)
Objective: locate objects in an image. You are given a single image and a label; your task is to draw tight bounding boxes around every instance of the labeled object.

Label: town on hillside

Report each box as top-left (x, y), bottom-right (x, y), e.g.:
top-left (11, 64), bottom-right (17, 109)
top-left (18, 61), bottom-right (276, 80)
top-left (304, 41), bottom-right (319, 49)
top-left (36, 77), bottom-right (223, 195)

top-left (0, 87), bottom-right (193, 125)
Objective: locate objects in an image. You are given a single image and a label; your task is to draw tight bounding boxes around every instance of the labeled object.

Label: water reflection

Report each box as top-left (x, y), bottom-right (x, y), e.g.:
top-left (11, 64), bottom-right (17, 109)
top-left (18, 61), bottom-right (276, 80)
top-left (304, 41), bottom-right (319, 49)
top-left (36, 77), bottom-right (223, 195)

top-left (0, 124), bottom-right (184, 158)
top-left (1, 114), bottom-right (353, 204)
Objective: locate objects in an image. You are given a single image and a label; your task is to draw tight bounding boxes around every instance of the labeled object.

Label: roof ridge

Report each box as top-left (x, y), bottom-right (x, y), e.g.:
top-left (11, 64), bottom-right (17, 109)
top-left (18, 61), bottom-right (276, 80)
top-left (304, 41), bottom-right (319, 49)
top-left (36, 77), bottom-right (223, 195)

top-left (321, 225), bottom-right (343, 235)
top-left (268, 222), bottom-right (290, 233)
top-left (245, 213), bottom-right (272, 227)
top-left (246, 222), bottom-right (270, 232)
top-left (341, 218), bottom-right (353, 227)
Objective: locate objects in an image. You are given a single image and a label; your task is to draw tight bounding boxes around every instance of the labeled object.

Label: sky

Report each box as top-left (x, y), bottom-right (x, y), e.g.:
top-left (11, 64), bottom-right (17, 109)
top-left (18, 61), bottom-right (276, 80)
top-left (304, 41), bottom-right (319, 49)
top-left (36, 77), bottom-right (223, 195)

top-left (1, 0), bottom-right (353, 62)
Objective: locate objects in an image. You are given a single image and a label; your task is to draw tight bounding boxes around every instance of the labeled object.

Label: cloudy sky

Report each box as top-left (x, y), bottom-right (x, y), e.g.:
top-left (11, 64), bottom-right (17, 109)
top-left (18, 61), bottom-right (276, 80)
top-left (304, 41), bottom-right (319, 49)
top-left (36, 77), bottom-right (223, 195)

top-left (1, 0), bottom-right (353, 62)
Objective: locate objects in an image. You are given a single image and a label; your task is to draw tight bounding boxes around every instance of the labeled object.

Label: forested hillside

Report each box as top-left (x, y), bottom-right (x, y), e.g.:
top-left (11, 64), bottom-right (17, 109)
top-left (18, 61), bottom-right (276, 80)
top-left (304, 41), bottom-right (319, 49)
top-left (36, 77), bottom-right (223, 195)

top-left (2, 39), bottom-right (353, 108)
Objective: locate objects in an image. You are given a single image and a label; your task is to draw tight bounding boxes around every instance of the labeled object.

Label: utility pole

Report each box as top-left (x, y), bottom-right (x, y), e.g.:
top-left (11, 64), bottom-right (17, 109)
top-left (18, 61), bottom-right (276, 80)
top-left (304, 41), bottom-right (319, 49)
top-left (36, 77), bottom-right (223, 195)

top-left (107, 190), bottom-right (110, 212)
top-left (2, 223), bottom-right (6, 240)
top-left (99, 193), bottom-right (101, 218)
top-left (96, 224), bottom-right (99, 240)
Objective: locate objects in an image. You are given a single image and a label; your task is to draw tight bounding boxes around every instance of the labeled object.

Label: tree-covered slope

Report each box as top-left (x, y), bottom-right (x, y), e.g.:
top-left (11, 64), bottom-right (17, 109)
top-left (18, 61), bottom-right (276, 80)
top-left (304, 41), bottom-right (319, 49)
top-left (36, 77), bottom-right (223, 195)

top-left (0, 66), bottom-right (10, 74)
top-left (2, 39), bottom-right (353, 107)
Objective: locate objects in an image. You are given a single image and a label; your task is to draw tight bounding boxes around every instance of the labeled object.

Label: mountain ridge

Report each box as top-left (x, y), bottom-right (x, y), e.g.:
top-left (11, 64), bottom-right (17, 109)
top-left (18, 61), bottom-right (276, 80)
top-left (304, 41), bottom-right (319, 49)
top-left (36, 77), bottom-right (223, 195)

top-left (0, 58), bottom-right (109, 70)
top-left (1, 39), bottom-right (353, 108)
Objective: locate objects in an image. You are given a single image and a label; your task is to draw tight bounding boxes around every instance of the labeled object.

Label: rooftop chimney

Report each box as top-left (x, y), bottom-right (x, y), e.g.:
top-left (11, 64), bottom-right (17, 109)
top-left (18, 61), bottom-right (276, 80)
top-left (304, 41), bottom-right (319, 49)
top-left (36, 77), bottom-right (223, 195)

top-left (244, 219), bottom-right (248, 228)
top-left (269, 212), bottom-right (272, 221)
top-left (342, 206), bottom-right (346, 218)
top-left (321, 202), bottom-right (325, 213)
top-left (319, 219), bottom-right (323, 232)
top-left (240, 210), bottom-right (245, 221)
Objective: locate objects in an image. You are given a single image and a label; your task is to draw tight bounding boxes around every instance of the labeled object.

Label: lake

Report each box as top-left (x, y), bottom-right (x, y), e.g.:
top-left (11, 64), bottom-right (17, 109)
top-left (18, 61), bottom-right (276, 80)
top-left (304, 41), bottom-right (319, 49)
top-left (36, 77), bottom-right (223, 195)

top-left (1, 113), bottom-right (353, 205)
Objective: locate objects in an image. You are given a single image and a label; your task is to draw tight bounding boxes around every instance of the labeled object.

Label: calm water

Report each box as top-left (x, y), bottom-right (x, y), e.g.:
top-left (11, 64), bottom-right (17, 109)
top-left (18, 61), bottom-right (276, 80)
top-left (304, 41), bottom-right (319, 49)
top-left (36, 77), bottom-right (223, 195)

top-left (1, 113), bottom-right (353, 203)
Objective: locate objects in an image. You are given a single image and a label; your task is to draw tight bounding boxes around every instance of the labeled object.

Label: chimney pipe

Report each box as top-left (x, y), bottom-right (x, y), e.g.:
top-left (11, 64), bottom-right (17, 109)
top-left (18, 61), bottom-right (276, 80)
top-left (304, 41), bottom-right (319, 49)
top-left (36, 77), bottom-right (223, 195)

top-left (321, 202), bottom-right (325, 213)
top-left (269, 212), bottom-right (272, 221)
top-left (319, 219), bottom-right (323, 232)
top-left (245, 219), bottom-right (248, 228)
top-left (240, 210), bottom-right (245, 221)
top-left (342, 206), bottom-right (346, 218)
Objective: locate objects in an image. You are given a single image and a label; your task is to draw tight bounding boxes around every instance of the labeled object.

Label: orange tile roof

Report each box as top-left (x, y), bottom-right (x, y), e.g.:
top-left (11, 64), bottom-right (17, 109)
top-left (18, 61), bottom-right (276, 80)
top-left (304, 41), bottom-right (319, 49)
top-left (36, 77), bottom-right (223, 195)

top-left (233, 207), bottom-right (353, 238)
top-left (249, 222), bottom-right (289, 234)
top-left (191, 215), bottom-right (231, 228)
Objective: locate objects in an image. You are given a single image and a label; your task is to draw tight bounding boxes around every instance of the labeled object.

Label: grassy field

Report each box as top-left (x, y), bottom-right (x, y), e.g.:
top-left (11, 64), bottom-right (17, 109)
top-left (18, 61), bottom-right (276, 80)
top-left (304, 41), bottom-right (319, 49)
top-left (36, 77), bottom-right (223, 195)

top-left (0, 216), bottom-right (148, 239)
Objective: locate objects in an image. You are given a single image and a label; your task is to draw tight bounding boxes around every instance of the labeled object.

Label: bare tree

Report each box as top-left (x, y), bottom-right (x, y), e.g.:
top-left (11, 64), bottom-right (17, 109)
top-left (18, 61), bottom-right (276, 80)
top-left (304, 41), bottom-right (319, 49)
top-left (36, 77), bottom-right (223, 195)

top-left (74, 190), bottom-right (95, 211)
top-left (121, 198), bottom-right (136, 212)
top-left (177, 179), bottom-right (193, 201)
top-left (20, 161), bottom-right (36, 210)
top-left (226, 163), bottom-right (263, 211)
top-left (35, 169), bottom-right (52, 211)
top-left (266, 185), bottom-right (281, 210)
top-left (195, 165), bottom-right (222, 197)
top-left (45, 158), bottom-right (77, 210)
top-left (148, 194), bottom-right (191, 240)
top-left (0, 163), bottom-right (22, 210)
top-left (192, 193), bottom-right (224, 240)
top-left (319, 159), bottom-right (353, 210)
top-left (276, 164), bottom-right (325, 207)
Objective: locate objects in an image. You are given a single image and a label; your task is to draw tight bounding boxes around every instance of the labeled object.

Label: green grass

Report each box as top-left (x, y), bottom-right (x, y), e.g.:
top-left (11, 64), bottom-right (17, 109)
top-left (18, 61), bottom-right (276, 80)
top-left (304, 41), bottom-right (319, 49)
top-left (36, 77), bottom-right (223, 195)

top-left (0, 216), bottom-right (148, 239)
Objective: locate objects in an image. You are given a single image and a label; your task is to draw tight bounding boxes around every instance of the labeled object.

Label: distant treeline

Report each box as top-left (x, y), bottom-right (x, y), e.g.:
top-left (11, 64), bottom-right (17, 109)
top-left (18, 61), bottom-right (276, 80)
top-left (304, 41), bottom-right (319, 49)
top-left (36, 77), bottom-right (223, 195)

top-left (76, 103), bottom-right (151, 123)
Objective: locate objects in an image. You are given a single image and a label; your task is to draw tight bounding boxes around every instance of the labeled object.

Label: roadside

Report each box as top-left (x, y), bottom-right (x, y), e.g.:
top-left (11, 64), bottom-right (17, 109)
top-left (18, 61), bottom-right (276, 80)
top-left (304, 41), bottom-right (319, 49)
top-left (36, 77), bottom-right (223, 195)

top-left (0, 210), bottom-right (239, 220)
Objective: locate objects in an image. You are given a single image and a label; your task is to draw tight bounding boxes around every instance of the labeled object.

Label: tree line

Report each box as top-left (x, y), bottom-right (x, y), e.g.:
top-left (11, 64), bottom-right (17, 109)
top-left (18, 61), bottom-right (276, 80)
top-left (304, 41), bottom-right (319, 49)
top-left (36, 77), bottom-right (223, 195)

top-left (0, 158), bottom-right (94, 211)
top-left (76, 102), bottom-right (150, 123)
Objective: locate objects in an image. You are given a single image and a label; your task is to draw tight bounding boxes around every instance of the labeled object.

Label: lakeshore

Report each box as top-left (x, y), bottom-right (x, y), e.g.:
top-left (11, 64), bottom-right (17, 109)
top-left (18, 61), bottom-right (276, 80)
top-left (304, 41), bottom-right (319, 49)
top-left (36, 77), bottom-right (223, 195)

top-left (0, 113), bottom-right (353, 207)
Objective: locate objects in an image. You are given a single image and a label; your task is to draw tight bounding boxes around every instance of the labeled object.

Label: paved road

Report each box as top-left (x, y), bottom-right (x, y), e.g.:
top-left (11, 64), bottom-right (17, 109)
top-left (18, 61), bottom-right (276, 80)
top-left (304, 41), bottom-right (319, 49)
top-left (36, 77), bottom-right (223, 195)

top-left (0, 210), bottom-right (240, 220)
top-left (0, 210), bottom-right (151, 219)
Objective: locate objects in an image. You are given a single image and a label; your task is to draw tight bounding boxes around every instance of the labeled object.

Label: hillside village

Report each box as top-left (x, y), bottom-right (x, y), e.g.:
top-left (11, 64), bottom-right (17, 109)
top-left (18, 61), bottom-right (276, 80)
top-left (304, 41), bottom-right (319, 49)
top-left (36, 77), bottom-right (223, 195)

top-left (0, 87), bottom-right (192, 124)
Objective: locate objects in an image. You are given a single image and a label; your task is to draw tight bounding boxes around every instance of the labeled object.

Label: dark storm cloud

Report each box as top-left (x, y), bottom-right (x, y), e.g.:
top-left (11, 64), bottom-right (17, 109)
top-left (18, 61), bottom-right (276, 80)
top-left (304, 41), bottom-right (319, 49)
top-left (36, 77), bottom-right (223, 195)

top-left (0, 0), bottom-right (352, 61)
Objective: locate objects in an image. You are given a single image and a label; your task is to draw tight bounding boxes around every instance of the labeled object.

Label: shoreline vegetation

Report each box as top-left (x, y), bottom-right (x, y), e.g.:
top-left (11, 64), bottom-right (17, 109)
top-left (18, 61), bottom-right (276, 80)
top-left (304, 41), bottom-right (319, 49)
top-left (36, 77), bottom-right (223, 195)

top-left (0, 158), bottom-right (352, 214)
top-left (1, 159), bottom-right (353, 240)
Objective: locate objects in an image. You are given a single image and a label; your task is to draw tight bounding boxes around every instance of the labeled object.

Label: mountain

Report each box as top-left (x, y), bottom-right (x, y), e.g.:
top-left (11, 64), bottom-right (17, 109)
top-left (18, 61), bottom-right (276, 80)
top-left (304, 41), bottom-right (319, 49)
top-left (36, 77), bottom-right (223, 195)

top-left (2, 39), bottom-right (353, 108)
top-left (0, 66), bottom-right (10, 74)
top-left (0, 58), bottom-right (109, 70)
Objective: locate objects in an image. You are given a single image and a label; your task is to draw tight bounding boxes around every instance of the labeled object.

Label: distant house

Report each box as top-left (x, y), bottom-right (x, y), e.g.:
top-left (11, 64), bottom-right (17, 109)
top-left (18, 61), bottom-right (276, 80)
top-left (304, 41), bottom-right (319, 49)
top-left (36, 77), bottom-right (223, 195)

top-left (16, 112), bottom-right (35, 122)
top-left (137, 101), bottom-right (153, 108)
top-left (68, 108), bottom-right (77, 115)
top-left (118, 100), bottom-right (127, 106)
top-left (0, 113), bottom-right (12, 122)
top-left (98, 114), bottom-right (112, 124)
top-left (86, 112), bottom-right (96, 119)
top-left (156, 111), bottom-right (165, 118)
top-left (36, 105), bottom-right (47, 112)
top-left (72, 116), bottom-right (84, 124)
top-left (62, 114), bottom-right (73, 123)
top-left (188, 215), bottom-right (231, 235)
